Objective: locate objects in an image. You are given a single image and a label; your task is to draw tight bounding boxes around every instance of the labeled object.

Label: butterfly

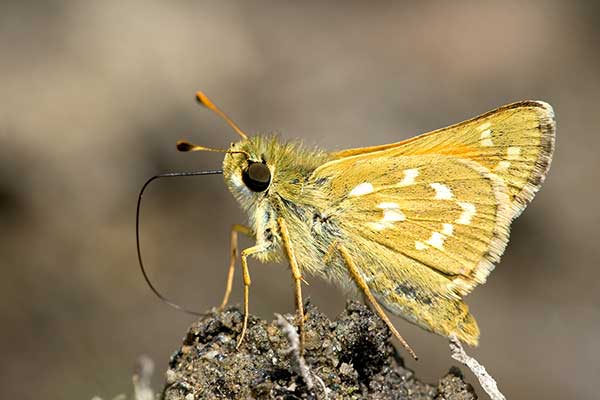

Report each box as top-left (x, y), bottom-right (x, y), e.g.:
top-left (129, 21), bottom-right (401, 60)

top-left (151, 92), bottom-right (555, 359)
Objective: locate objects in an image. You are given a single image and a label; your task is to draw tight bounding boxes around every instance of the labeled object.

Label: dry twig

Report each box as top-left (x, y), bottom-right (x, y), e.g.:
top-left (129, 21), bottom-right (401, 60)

top-left (449, 335), bottom-right (506, 400)
top-left (132, 355), bottom-right (155, 400)
top-left (275, 313), bottom-right (329, 398)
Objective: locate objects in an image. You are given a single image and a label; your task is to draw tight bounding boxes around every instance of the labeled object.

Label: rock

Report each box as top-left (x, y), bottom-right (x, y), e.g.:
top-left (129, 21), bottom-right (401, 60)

top-left (162, 301), bottom-right (476, 399)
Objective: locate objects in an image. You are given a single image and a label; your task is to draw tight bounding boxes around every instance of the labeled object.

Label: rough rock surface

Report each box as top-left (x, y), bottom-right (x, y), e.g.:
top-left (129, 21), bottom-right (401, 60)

top-left (162, 301), bottom-right (477, 399)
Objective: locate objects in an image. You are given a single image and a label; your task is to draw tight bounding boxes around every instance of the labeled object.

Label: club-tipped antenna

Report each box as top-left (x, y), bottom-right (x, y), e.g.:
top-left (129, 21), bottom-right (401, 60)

top-left (196, 91), bottom-right (248, 140)
top-left (176, 141), bottom-right (229, 153)
top-left (176, 140), bottom-right (250, 158)
top-left (136, 169), bottom-right (223, 316)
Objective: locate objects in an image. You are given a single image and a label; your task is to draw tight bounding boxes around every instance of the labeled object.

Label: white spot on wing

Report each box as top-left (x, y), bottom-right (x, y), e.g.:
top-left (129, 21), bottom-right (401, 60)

top-left (382, 209), bottom-right (406, 222)
top-left (442, 223), bottom-right (454, 236)
top-left (478, 122), bottom-right (492, 131)
top-left (367, 222), bottom-right (392, 231)
top-left (430, 183), bottom-right (453, 200)
top-left (368, 203), bottom-right (406, 230)
top-left (495, 160), bottom-right (511, 172)
top-left (377, 202), bottom-right (400, 209)
top-left (479, 129), bottom-right (493, 146)
top-left (456, 202), bottom-right (476, 225)
top-left (349, 182), bottom-right (374, 196)
top-left (368, 202), bottom-right (407, 229)
top-left (416, 223), bottom-right (453, 251)
top-left (507, 146), bottom-right (521, 160)
top-left (415, 241), bottom-right (428, 250)
top-left (426, 232), bottom-right (445, 249)
top-left (399, 168), bottom-right (419, 186)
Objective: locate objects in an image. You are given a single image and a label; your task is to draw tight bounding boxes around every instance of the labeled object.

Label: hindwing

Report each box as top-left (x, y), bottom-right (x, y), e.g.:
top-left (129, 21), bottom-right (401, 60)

top-left (311, 153), bottom-right (510, 298)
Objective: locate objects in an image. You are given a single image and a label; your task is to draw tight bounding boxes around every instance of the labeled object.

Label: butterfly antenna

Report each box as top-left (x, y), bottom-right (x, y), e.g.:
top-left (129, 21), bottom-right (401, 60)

top-left (176, 141), bottom-right (229, 153)
top-left (176, 140), bottom-right (251, 158)
top-left (136, 169), bottom-right (223, 317)
top-left (195, 91), bottom-right (249, 140)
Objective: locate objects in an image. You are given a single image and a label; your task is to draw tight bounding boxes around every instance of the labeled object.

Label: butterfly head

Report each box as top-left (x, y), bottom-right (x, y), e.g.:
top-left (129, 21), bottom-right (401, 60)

top-left (175, 91), bottom-right (282, 209)
top-left (222, 138), bottom-right (275, 205)
top-left (176, 91), bottom-right (329, 211)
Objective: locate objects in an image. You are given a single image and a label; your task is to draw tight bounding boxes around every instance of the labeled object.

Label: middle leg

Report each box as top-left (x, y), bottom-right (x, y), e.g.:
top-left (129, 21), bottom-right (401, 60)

top-left (277, 217), bottom-right (306, 353)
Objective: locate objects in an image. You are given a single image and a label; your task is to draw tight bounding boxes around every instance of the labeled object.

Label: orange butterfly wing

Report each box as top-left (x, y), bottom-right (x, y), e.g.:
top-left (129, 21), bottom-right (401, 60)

top-left (332, 101), bottom-right (555, 218)
top-left (308, 101), bottom-right (555, 343)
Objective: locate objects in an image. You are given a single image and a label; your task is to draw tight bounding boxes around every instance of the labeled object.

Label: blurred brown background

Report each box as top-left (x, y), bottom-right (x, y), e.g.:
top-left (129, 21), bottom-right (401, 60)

top-left (1, 1), bottom-right (599, 399)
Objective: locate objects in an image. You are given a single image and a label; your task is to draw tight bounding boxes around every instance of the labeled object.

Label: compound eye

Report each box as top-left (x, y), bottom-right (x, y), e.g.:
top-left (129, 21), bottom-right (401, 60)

top-left (242, 161), bottom-right (271, 192)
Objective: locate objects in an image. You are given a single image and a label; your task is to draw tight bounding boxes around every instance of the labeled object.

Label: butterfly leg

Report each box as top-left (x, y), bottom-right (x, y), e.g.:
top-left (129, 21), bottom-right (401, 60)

top-left (277, 217), bottom-right (306, 353)
top-left (337, 244), bottom-right (418, 360)
top-left (219, 224), bottom-right (253, 311)
top-left (236, 243), bottom-right (268, 349)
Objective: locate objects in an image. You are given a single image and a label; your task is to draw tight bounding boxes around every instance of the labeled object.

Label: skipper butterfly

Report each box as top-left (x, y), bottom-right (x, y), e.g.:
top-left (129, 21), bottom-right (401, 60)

top-left (153, 92), bottom-right (555, 359)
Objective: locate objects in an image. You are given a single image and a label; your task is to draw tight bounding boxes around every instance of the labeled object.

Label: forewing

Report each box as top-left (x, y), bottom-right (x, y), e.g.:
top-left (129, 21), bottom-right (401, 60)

top-left (332, 101), bottom-right (555, 218)
top-left (310, 153), bottom-right (511, 297)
